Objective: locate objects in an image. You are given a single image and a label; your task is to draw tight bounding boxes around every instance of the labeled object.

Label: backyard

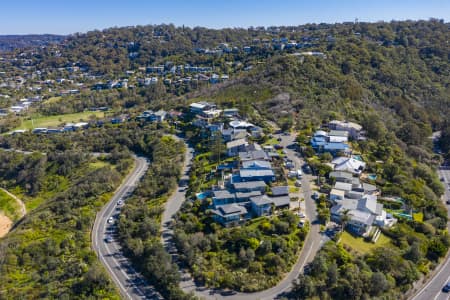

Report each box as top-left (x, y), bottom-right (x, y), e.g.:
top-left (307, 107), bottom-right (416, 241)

top-left (14, 111), bottom-right (105, 130)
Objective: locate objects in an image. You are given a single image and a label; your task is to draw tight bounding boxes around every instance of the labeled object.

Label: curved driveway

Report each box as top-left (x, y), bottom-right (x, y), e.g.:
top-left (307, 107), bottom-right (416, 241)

top-left (411, 166), bottom-right (450, 300)
top-left (92, 156), bottom-right (163, 300)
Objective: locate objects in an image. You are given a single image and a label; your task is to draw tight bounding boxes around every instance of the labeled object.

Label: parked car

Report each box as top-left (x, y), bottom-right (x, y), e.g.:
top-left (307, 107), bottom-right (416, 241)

top-left (298, 212), bottom-right (306, 218)
top-left (446, 199), bottom-right (450, 205)
top-left (298, 220), bottom-right (306, 228)
top-left (117, 200), bottom-right (123, 205)
top-left (107, 217), bottom-right (114, 224)
top-left (274, 144), bottom-right (283, 150)
top-left (442, 282), bottom-right (450, 293)
top-left (295, 180), bottom-right (302, 187)
top-left (104, 236), bottom-right (113, 243)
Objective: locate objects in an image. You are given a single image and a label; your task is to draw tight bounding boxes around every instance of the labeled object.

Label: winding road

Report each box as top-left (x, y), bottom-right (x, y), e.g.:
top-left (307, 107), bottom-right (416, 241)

top-left (163, 134), bottom-right (326, 300)
top-left (92, 155), bottom-right (163, 300)
top-left (410, 166), bottom-right (450, 300)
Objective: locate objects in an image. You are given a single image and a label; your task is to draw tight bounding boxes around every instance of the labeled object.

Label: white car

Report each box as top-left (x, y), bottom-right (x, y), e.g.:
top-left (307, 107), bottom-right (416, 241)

top-left (117, 200), bottom-right (124, 206)
top-left (107, 217), bottom-right (114, 224)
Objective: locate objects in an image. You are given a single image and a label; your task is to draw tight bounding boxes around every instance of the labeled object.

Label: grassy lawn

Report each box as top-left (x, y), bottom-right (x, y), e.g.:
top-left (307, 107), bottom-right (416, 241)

top-left (340, 231), bottom-right (392, 253)
top-left (15, 111), bottom-right (105, 130)
top-left (0, 189), bottom-right (21, 221)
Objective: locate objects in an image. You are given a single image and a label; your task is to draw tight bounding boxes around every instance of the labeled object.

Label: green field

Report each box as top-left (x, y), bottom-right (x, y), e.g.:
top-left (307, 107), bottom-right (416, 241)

top-left (0, 189), bottom-right (21, 221)
top-left (340, 231), bottom-right (392, 253)
top-left (15, 111), bottom-right (105, 130)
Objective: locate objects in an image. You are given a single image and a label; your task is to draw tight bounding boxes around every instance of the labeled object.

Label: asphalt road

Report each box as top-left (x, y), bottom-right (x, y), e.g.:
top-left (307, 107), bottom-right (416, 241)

top-left (161, 138), bottom-right (194, 250)
top-left (176, 133), bottom-right (327, 300)
top-left (92, 156), bottom-right (163, 300)
top-left (411, 166), bottom-right (450, 300)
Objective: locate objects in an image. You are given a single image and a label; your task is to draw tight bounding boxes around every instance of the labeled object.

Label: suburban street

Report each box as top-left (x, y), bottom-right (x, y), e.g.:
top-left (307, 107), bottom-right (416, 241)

top-left (92, 156), bottom-right (163, 300)
top-left (411, 166), bottom-right (450, 300)
top-left (161, 138), bottom-right (194, 251)
top-left (178, 133), bottom-right (327, 299)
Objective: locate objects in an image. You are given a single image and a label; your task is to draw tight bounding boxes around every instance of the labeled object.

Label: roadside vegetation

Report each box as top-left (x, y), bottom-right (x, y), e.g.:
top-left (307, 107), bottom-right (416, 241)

top-left (0, 150), bottom-right (129, 299)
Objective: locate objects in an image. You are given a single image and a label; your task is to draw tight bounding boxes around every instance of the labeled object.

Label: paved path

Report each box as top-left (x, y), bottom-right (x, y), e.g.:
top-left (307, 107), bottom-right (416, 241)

top-left (410, 166), bottom-right (450, 300)
top-left (173, 134), bottom-right (326, 299)
top-left (92, 156), bottom-right (163, 300)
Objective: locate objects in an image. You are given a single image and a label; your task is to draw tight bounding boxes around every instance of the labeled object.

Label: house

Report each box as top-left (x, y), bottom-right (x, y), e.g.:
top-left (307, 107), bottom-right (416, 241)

top-left (239, 169), bottom-right (275, 183)
top-left (271, 186), bottom-right (289, 196)
top-left (323, 142), bottom-right (350, 156)
top-left (235, 191), bottom-right (262, 202)
top-left (251, 195), bottom-right (273, 217)
top-left (330, 195), bottom-right (388, 236)
top-left (212, 190), bottom-right (236, 207)
top-left (239, 150), bottom-right (270, 161)
top-left (242, 160), bottom-right (272, 170)
top-left (329, 171), bottom-right (353, 183)
top-left (212, 204), bottom-right (250, 227)
top-left (329, 130), bottom-right (349, 143)
top-left (189, 102), bottom-right (216, 114)
top-left (232, 181), bottom-right (267, 193)
top-left (271, 195), bottom-right (291, 210)
top-left (334, 182), bottom-right (352, 193)
top-left (223, 108), bottom-right (239, 118)
top-left (249, 126), bottom-right (264, 138)
top-left (150, 110), bottom-right (167, 122)
top-left (227, 138), bottom-right (249, 156)
top-left (329, 120), bottom-right (362, 139)
top-left (330, 189), bottom-right (345, 201)
top-left (332, 157), bottom-right (366, 174)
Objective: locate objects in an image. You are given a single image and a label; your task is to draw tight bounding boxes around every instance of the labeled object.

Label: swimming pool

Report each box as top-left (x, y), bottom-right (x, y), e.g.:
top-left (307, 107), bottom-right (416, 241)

top-left (368, 174), bottom-right (377, 180)
top-left (196, 192), bottom-right (208, 200)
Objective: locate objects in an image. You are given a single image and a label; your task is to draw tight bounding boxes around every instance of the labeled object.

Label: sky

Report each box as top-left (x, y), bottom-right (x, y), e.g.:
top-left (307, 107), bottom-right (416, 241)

top-left (1, 0), bottom-right (449, 35)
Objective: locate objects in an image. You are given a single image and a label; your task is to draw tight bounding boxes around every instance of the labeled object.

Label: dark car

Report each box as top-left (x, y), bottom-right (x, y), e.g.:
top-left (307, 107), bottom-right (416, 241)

top-left (442, 282), bottom-right (450, 293)
top-left (274, 144), bottom-right (283, 150)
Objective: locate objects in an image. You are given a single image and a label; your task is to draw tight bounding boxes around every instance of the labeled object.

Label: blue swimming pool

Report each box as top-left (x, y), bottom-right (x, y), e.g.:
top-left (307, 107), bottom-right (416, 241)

top-left (196, 192), bottom-right (211, 200)
top-left (368, 174), bottom-right (377, 180)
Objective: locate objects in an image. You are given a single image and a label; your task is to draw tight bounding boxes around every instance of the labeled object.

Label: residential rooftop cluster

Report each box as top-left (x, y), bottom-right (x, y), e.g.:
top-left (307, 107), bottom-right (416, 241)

top-left (310, 120), bottom-right (395, 238)
top-left (189, 101), bottom-right (298, 227)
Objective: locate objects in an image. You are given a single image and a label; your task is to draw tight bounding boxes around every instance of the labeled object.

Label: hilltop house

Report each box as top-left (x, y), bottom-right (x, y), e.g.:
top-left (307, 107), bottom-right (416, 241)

top-left (328, 120), bottom-right (362, 139)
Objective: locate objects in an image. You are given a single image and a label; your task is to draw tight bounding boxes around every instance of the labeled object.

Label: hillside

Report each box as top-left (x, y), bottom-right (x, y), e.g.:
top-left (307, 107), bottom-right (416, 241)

top-left (0, 34), bottom-right (65, 52)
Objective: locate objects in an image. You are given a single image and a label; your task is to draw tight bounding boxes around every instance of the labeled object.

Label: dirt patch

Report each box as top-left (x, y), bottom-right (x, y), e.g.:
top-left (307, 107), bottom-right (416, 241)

top-left (0, 213), bottom-right (12, 238)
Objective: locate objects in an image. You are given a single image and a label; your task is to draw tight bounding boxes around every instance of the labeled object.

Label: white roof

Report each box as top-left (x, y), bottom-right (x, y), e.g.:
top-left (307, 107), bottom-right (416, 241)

top-left (334, 182), bottom-right (352, 191)
top-left (330, 189), bottom-right (345, 197)
top-left (332, 157), bottom-right (366, 174)
top-left (229, 120), bottom-right (254, 128)
top-left (226, 138), bottom-right (248, 149)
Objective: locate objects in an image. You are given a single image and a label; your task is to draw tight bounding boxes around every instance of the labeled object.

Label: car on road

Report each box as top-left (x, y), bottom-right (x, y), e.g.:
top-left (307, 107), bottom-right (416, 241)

top-left (446, 199), bottom-right (450, 205)
top-left (298, 220), bottom-right (306, 228)
top-left (274, 144), bottom-right (283, 150)
top-left (107, 217), bottom-right (114, 224)
top-left (442, 282), bottom-right (450, 292)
